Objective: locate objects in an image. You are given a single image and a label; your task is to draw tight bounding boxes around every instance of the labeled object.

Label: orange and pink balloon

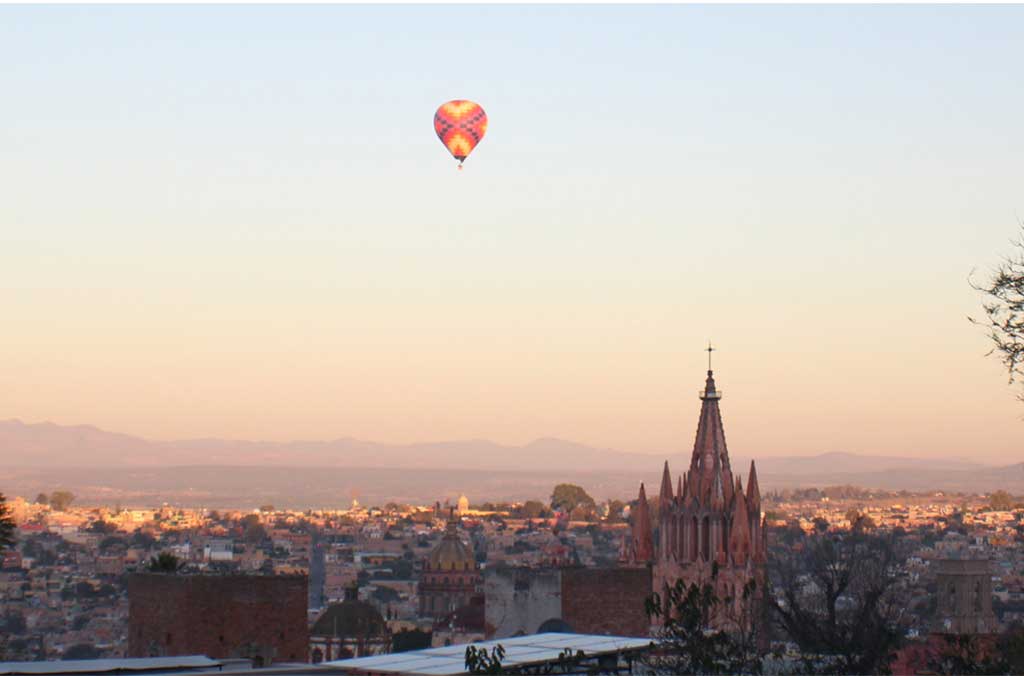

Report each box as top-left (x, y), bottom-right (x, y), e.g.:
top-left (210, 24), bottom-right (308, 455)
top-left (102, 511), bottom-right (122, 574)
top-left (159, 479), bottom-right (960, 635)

top-left (434, 100), bottom-right (487, 169)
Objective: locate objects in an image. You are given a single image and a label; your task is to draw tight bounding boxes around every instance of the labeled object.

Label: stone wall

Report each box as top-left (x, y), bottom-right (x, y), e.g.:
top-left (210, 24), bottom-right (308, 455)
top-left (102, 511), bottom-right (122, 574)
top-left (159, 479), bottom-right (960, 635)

top-left (127, 573), bottom-right (308, 664)
top-left (484, 566), bottom-right (561, 639)
top-left (484, 566), bottom-right (651, 639)
top-left (561, 567), bottom-right (651, 637)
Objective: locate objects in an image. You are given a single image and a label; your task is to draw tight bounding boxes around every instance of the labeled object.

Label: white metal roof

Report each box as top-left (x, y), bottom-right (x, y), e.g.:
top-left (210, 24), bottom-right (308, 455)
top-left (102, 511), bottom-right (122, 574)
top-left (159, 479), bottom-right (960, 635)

top-left (323, 633), bottom-right (652, 675)
top-left (0, 656), bottom-right (221, 675)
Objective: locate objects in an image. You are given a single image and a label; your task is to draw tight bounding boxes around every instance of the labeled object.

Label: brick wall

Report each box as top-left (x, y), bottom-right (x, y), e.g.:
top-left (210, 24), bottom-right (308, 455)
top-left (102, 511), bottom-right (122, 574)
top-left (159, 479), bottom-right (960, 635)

top-left (127, 573), bottom-right (308, 664)
top-left (561, 567), bottom-right (651, 637)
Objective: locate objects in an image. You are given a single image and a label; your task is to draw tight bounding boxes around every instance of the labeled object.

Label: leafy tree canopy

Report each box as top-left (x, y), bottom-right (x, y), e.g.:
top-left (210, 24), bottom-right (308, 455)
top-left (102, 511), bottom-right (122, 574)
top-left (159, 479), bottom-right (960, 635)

top-left (147, 551), bottom-right (182, 573)
top-left (971, 223), bottom-right (1024, 400)
top-left (49, 490), bottom-right (75, 512)
top-left (550, 484), bottom-right (595, 514)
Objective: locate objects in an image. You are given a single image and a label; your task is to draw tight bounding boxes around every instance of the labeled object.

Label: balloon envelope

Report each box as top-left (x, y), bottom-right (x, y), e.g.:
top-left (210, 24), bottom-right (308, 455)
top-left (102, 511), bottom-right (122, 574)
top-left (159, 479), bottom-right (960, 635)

top-left (434, 100), bottom-right (487, 164)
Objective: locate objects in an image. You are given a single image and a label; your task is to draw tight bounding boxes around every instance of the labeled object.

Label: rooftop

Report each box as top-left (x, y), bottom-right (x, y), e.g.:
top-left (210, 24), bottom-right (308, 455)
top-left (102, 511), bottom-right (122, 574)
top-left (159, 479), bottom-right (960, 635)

top-left (323, 632), bottom-right (653, 675)
top-left (0, 656), bottom-right (221, 675)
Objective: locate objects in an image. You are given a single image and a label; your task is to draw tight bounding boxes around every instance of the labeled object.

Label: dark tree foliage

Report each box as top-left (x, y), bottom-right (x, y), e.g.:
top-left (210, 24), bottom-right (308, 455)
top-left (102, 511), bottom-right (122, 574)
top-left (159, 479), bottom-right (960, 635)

top-left (63, 643), bottom-right (101, 660)
top-left (549, 484), bottom-right (595, 514)
top-left (929, 626), bottom-right (1024, 675)
top-left (0, 493), bottom-right (15, 553)
top-left (645, 563), bottom-right (763, 675)
top-left (130, 531), bottom-right (156, 548)
top-left (515, 500), bottom-right (551, 519)
top-left (988, 489), bottom-right (1014, 512)
top-left (99, 536), bottom-right (124, 551)
top-left (147, 551), bottom-right (182, 573)
top-left (465, 644), bottom-right (506, 674)
top-left (392, 629), bottom-right (432, 653)
top-left (3, 611), bottom-right (27, 635)
top-left (606, 499), bottom-right (627, 523)
top-left (240, 514), bottom-right (269, 543)
top-left (972, 224), bottom-right (1024, 399)
top-left (769, 531), bottom-right (902, 675)
top-left (49, 490), bottom-right (75, 512)
top-left (88, 520), bottom-right (119, 534)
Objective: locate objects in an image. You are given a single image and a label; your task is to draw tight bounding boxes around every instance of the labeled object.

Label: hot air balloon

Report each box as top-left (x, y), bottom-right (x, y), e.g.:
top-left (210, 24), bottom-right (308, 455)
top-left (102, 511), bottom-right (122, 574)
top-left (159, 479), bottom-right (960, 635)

top-left (434, 100), bottom-right (487, 169)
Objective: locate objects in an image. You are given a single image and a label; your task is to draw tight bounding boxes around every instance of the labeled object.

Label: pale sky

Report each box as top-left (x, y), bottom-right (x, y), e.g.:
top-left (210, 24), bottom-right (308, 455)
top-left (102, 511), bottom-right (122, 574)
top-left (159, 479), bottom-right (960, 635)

top-left (1, 5), bottom-right (1022, 464)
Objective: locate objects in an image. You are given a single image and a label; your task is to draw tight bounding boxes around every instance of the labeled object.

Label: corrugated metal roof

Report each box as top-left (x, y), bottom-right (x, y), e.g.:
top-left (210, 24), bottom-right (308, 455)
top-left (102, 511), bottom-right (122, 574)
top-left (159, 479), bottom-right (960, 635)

top-left (0, 656), bottom-right (221, 675)
top-left (323, 633), bottom-right (652, 675)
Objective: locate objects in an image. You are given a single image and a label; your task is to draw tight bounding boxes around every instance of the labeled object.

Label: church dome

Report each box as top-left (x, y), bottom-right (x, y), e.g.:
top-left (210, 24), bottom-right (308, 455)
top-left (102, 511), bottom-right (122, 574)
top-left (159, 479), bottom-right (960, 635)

top-left (427, 518), bottom-right (476, 571)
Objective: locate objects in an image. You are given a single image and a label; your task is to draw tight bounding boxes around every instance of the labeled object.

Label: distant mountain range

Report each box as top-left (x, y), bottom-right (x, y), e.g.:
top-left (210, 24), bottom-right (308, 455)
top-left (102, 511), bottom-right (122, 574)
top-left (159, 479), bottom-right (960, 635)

top-left (0, 419), bottom-right (657, 472)
top-left (0, 419), bottom-right (1019, 507)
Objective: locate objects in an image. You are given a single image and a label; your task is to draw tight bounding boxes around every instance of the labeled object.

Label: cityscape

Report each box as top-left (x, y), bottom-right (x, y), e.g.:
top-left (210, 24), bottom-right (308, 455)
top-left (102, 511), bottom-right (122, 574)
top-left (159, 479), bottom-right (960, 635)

top-left (3, 367), bottom-right (1024, 673)
top-left (2, 3), bottom-right (1024, 675)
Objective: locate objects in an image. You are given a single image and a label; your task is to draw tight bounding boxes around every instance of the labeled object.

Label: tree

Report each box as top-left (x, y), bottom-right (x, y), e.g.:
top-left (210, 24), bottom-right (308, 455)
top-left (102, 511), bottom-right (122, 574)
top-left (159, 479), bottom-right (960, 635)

top-left (844, 509), bottom-right (876, 534)
top-left (244, 521), bottom-right (269, 544)
top-left (130, 531), bottom-right (156, 549)
top-left (147, 551), bottom-right (182, 573)
top-left (989, 490), bottom-right (1014, 512)
top-left (88, 520), bottom-right (118, 534)
top-left (4, 611), bottom-right (27, 635)
top-left (392, 629), bottom-right (432, 653)
top-left (63, 643), bottom-right (101, 660)
top-left (0, 493), bottom-right (15, 553)
top-left (550, 484), bottom-right (595, 514)
top-left (645, 563), bottom-right (762, 674)
top-left (259, 504), bottom-right (275, 513)
top-left (971, 223), bottom-right (1024, 399)
top-left (49, 490), bottom-right (75, 512)
top-left (928, 626), bottom-right (1024, 675)
top-left (769, 530), bottom-right (902, 674)
top-left (465, 645), bottom-right (506, 674)
top-left (34, 493), bottom-right (48, 505)
top-left (517, 500), bottom-right (550, 519)
top-left (606, 499), bottom-right (626, 523)
top-left (99, 536), bottom-right (123, 551)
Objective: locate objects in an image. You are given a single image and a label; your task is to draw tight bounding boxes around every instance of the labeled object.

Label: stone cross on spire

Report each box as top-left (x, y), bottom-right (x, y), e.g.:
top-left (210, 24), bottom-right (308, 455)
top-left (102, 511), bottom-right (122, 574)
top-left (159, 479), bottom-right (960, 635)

top-left (706, 341), bottom-right (715, 372)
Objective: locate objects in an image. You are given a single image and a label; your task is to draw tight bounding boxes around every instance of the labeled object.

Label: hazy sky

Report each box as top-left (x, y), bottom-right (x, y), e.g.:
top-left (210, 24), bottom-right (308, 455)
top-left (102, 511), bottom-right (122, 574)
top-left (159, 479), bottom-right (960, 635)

top-left (2, 5), bottom-right (1022, 464)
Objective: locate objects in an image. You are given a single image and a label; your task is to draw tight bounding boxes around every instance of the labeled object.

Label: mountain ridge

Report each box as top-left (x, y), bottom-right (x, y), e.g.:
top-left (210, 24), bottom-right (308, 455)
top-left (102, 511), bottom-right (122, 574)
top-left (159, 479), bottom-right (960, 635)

top-left (0, 417), bottom-right (994, 474)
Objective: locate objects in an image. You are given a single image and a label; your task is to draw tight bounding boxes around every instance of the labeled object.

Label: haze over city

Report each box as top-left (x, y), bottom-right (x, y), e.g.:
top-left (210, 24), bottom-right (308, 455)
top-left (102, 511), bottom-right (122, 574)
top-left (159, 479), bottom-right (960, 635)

top-left (3, 4), bottom-right (1022, 466)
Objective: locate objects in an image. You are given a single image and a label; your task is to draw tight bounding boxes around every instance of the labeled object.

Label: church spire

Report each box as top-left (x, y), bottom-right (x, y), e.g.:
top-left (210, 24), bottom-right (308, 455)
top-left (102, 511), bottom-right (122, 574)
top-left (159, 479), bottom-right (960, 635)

top-left (746, 460), bottom-right (761, 512)
top-left (689, 350), bottom-right (734, 501)
top-left (659, 461), bottom-right (674, 507)
top-left (729, 477), bottom-right (751, 565)
top-left (631, 483), bottom-right (654, 563)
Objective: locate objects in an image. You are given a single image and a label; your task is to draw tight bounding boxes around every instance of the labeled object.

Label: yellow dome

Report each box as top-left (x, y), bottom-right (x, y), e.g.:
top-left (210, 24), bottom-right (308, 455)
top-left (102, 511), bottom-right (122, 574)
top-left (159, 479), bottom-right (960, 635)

top-left (428, 519), bottom-right (476, 571)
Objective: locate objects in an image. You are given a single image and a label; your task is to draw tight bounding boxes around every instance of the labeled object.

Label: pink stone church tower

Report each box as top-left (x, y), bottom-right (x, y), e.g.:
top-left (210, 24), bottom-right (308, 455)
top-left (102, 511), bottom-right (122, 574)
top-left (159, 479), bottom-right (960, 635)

top-left (623, 361), bottom-right (767, 628)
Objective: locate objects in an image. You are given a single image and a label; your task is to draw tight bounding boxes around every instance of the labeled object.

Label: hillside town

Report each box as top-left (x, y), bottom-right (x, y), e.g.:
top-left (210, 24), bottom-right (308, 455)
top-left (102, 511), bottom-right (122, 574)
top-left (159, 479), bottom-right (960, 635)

top-left (3, 483), bottom-right (1024, 666)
